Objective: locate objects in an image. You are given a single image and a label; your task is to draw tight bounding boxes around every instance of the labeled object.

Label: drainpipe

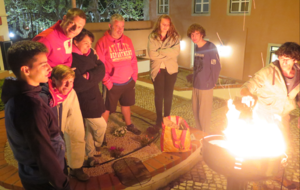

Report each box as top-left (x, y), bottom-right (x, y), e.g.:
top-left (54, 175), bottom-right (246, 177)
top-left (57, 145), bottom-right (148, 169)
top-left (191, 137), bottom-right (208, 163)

top-left (71, 0), bottom-right (76, 8)
top-left (143, 0), bottom-right (149, 20)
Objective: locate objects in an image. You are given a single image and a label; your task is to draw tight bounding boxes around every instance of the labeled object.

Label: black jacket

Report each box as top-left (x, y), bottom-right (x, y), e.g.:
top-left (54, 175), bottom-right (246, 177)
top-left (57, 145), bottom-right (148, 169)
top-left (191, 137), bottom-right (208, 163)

top-left (1, 78), bottom-right (69, 190)
top-left (72, 49), bottom-right (106, 118)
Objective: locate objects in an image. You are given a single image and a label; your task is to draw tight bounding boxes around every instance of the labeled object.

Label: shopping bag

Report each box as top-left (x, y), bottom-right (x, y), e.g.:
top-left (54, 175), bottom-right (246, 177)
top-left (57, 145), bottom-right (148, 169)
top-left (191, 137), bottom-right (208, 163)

top-left (160, 116), bottom-right (191, 152)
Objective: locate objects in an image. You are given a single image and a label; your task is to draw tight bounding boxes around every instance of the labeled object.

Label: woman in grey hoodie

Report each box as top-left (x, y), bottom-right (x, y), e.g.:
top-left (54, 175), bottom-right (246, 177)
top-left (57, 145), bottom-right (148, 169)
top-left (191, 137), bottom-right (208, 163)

top-left (147, 15), bottom-right (180, 128)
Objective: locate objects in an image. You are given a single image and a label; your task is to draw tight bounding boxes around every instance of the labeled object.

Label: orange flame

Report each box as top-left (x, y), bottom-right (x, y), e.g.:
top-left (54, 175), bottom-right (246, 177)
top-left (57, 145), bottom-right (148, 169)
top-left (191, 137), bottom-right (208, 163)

top-left (223, 99), bottom-right (286, 159)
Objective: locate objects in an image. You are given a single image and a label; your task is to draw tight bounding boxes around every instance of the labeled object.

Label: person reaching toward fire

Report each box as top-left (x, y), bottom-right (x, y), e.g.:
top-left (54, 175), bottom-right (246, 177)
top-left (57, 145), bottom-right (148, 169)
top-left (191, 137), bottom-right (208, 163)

top-left (241, 42), bottom-right (300, 138)
top-left (240, 42), bottom-right (300, 189)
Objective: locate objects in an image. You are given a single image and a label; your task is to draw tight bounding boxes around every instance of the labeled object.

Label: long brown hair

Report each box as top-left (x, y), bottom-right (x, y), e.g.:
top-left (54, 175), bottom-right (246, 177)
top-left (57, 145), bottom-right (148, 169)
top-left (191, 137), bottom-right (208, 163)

top-left (150, 15), bottom-right (178, 41)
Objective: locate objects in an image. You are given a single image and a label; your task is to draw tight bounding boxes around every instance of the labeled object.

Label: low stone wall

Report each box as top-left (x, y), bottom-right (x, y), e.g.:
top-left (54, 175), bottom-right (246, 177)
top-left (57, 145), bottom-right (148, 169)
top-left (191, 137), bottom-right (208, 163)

top-left (0, 71), bottom-right (14, 79)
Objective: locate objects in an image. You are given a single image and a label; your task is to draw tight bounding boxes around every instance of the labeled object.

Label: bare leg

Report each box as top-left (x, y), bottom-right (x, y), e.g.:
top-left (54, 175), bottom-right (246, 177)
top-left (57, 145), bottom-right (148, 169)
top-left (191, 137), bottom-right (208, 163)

top-left (121, 106), bottom-right (131, 126)
top-left (102, 110), bottom-right (110, 122)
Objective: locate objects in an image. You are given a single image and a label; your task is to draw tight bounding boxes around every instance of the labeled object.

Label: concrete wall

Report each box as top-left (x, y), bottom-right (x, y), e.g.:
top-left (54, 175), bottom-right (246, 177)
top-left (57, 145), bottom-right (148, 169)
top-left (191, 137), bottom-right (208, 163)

top-left (0, 0), bottom-right (10, 71)
top-left (149, 0), bottom-right (299, 80)
top-left (85, 21), bottom-right (153, 58)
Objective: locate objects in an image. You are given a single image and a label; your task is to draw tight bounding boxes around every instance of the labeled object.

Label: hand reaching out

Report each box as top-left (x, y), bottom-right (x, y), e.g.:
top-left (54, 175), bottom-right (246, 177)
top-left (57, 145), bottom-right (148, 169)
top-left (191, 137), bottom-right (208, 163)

top-left (242, 95), bottom-right (255, 108)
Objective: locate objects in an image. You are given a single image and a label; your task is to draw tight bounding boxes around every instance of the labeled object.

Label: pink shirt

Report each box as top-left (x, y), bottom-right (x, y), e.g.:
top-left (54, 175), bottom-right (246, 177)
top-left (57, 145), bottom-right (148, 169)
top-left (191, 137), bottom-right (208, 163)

top-left (32, 20), bottom-right (72, 68)
top-left (95, 31), bottom-right (138, 90)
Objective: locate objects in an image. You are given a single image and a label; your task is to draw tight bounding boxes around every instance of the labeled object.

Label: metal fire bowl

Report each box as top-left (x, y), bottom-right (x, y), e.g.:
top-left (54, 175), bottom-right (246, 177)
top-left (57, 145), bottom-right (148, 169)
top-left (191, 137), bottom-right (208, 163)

top-left (202, 135), bottom-right (286, 181)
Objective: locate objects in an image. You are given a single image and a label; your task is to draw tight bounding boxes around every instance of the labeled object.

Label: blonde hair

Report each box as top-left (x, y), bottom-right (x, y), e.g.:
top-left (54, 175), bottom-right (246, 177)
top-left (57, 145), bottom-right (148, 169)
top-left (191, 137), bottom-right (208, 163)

top-left (150, 15), bottom-right (178, 41)
top-left (110, 14), bottom-right (125, 25)
top-left (51, 65), bottom-right (75, 81)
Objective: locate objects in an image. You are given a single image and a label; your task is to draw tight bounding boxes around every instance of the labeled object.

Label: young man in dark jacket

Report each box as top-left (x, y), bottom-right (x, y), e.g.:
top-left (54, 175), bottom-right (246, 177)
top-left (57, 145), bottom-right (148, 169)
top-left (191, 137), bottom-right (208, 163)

top-left (1, 41), bottom-right (70, 190)
top-left (187, 24), bottom-right (221, 133)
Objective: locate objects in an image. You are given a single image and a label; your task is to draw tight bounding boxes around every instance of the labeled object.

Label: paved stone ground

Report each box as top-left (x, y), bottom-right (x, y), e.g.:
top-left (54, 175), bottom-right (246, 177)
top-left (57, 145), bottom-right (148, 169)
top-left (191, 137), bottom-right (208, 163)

top-left (135, 85), bottom-right (300, 190)
top-left (0, 84), bottom-right (298, 190)
top-left (156, 107), bottom-right (299, 190)
top-left (138, 68), bottom-right (243, 90)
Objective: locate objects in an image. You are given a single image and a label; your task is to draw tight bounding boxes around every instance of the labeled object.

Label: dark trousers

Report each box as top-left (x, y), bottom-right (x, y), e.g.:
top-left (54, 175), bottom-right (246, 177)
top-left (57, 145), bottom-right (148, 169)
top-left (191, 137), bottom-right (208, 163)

top-left (152, 69), bottom-right (177, 125)
top-left (21, 180), bottom-right (56, 190)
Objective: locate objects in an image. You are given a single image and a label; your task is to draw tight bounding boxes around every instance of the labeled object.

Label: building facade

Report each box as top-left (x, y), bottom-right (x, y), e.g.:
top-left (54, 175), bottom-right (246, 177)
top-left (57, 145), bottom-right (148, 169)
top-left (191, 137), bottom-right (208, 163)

top-left (149, 0), bottom-right (299, 80)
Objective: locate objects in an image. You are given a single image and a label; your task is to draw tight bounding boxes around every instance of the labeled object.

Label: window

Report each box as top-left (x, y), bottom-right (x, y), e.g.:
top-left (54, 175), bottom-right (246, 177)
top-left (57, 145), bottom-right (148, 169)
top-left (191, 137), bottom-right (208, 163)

top-left (266, 43), bottom-right (281, 65)
top-left (228, 0), bottom-right (251, 15)
top-left (157, 0), bottom-right (169, 14)
top-left (269, 46), bottom-right (279, 63)
top-left (194, 0), bottom-right (210, 15)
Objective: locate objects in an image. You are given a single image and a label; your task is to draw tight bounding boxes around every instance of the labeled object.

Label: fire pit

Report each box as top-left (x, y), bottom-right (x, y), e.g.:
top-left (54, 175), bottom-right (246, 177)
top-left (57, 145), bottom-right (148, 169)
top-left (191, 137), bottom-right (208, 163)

top-left (202, 99), bottom-right (288, 190)
top-left (202, 135), bottom-right (287, 189)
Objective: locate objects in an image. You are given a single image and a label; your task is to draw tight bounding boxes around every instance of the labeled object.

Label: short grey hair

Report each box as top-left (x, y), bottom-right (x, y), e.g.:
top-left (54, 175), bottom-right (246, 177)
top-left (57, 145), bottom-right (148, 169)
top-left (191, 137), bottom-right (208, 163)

top-left (110, 14), bottom-right (125, 25)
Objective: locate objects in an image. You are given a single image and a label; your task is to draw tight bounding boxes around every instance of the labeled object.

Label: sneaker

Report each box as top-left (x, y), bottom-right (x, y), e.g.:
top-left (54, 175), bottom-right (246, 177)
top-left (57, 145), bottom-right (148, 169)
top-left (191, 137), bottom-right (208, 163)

top-left (88, 157), bottom-right (99, 167)
top-left (153, 123), bottom-right (162, 130)
top-left (70, 167), bottom-right (90, 181)
top-left (94, 150), bottom-right (102, 157)
top-left (147, 126), bottom-right (159, 135)
top-left (127, 124), bottom-right (141, 135)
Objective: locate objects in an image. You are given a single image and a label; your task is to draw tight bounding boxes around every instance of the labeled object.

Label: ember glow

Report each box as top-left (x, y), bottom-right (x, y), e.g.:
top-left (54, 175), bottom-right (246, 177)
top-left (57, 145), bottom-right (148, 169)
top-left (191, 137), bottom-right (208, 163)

top-left (222, 99), bottom-right (286, 158)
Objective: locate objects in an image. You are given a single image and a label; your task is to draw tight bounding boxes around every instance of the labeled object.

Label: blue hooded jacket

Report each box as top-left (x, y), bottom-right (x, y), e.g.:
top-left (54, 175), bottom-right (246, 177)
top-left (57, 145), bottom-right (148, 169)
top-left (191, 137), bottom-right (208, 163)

top-left (1, 78), bottom-right (69, 190)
